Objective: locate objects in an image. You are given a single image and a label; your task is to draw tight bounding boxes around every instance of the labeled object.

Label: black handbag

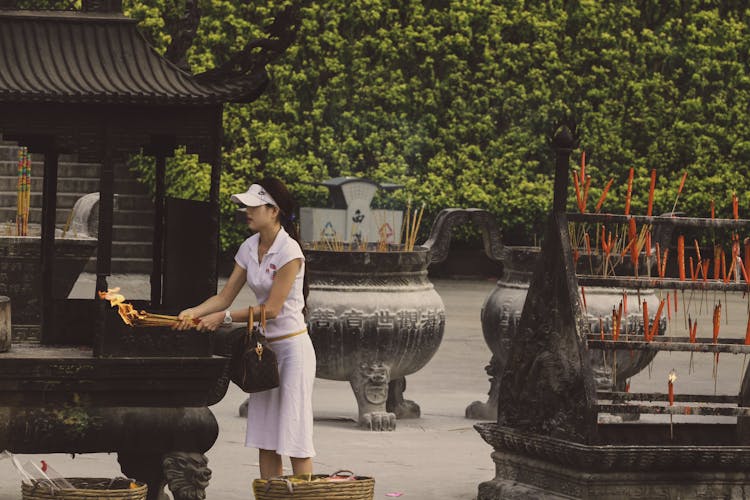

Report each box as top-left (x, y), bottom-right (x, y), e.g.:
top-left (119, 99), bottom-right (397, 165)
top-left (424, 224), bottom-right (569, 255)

top-left (230, 304), bottom-right (280, 393)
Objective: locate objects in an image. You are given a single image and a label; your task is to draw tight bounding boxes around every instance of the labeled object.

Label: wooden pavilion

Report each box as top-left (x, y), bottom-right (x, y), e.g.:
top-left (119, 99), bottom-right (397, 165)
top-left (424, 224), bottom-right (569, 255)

top-left (0, 2), bottom-right (295, 497)
top-left (0, 0), bottom-right (272, 345)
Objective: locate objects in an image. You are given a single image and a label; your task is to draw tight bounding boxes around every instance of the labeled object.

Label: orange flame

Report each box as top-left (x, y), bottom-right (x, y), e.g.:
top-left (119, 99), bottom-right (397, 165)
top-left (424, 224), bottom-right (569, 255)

top-left (98, 288), bottom-right (146, 326)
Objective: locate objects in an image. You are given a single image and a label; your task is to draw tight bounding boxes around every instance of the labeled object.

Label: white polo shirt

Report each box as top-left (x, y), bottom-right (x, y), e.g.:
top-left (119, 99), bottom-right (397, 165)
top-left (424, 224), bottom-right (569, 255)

top-left (234, 227), bottom-right (306, 338)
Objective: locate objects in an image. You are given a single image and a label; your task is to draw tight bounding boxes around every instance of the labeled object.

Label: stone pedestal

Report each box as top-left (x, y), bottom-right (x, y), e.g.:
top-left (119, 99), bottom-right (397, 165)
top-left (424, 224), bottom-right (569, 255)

top-left (479, 449), bottom-right (750, 500)
top-left (0, 345), bottom-right (229, 500)
top-left (476, 423), bottom-right (750, 500)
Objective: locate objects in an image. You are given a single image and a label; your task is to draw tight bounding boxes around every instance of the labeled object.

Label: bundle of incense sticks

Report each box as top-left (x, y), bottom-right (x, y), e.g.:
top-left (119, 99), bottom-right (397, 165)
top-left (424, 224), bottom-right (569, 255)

top-left (98, 288), bottom-right (198, 327)
top-left (16, 147), bottom-right (31, 236)
top-left (402, 203), bottom-right (425, 251)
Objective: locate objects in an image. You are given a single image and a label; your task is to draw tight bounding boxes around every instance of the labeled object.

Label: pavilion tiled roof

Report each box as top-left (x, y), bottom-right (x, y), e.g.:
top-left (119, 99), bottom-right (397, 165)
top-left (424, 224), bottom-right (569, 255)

top-left (0, 10), bottom-right (249, 104)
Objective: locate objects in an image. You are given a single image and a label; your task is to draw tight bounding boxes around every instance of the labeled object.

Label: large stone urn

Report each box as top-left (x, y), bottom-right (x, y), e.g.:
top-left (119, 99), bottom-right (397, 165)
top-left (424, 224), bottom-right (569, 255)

top-left (467, 246), bottom-right (665, 420)
top-left (306, 246), bottom-right (445, 430)
top-left (307, 208), bottom-right (503, 430)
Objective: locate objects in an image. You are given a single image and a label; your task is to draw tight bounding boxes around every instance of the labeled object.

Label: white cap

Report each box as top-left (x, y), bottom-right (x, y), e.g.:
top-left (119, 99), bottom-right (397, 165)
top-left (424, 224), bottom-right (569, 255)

top-left (230, 184), bottom-right (278, 207)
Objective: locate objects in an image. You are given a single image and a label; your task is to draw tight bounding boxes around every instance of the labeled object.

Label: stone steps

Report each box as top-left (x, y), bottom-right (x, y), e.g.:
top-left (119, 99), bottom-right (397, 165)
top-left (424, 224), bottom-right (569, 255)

top-left (0, 175), bottom-right (100, 192)
top-left (0, 142), bottom-right (154, 273)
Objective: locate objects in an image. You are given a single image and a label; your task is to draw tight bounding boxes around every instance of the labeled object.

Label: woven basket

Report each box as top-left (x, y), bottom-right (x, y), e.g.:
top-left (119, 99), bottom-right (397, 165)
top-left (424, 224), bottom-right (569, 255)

top-left (22, 477), bottom-right (147, 500)
top-left (253, 471), bottom-right (374, 500)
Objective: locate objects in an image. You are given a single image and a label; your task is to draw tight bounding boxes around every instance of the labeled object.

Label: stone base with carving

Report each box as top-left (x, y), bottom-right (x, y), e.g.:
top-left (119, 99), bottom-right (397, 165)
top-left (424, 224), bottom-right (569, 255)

top-left (479, 449), bottom-right (750, 500)
top-left (349, 361), bottom-right (396, 431)
top-left (386, 376), bottom-right (420, 419)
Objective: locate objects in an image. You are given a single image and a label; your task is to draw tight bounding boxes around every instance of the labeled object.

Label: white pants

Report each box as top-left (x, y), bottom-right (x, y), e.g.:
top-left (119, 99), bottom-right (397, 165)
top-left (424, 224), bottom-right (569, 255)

top-left (245, 333), bottom-right (316, 458)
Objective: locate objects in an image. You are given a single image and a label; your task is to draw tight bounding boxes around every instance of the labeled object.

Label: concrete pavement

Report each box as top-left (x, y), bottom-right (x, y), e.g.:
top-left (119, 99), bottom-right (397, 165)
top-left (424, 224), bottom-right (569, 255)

top-left (0, 276), bottom-right (499, 499)
top-left (3, 275), bottom-right (749, 498)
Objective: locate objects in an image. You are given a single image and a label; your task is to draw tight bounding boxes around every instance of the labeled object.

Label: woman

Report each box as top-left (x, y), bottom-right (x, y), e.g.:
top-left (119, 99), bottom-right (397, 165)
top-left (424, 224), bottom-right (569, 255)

top-left (175, 177), bottom-right (315, 479)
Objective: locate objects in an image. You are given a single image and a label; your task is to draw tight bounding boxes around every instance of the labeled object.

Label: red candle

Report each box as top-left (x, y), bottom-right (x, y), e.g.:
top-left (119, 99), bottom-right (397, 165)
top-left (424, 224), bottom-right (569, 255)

top-left (649, 299), bottom-right (665, 341)
top-left (647, 169), bottom-right (657, 217)
top-left (625, 168), bottom-right (634, 216)
top-left (581, 151), bottom-right (586, 180)
top-left (713, 303), bottom-right (722, 343)
top-left (678, 235), bottom-right (686, 281)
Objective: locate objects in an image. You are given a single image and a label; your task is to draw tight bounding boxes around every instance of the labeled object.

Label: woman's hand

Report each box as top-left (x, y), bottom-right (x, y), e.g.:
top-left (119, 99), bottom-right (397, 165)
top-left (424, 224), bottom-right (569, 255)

top-left (194, 311), bottom-right (224, 333)
top-left (173, 308), bottom-right (197, 331)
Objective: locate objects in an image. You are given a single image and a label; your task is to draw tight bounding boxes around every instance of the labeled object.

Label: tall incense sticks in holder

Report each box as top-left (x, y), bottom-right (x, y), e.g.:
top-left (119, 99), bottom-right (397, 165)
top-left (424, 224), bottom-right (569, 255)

top-left (310, 203), bottom-right (426, 252)
top-left (15, 147), bottom-right (31, 236)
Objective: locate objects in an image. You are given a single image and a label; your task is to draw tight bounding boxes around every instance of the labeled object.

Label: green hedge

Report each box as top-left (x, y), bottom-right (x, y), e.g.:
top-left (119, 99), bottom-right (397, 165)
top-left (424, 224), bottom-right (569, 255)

top-left (124, 0), bottom-right (750, 249)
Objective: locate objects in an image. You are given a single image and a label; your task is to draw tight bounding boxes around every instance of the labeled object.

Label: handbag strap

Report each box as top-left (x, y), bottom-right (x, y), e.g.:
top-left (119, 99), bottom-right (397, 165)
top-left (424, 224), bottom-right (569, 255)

top-left (247, 304), bottom-right (267, 338)
top-left (247, 306), bottom-right (254, 336)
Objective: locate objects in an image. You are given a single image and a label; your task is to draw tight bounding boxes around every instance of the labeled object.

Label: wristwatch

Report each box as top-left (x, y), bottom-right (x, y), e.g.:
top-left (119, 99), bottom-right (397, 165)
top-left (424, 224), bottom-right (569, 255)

top-left (223, 310), bottom-right (232, 325)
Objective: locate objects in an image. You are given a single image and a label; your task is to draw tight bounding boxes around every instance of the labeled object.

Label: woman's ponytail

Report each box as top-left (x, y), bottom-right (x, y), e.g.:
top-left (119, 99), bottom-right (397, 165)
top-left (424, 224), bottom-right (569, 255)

top-left (258, 178), bottom-right (309, 316)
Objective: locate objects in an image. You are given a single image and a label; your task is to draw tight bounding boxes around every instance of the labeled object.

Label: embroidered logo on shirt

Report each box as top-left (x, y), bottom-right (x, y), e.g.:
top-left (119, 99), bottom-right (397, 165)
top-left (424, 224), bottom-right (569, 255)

top-left (267, 263), bottom-right (277, 280)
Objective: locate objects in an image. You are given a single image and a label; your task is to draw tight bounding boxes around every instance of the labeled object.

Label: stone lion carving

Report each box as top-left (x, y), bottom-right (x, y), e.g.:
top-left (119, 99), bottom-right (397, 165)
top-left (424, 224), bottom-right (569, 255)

top-left (349, 361), bottom-right (396, 431)
top-left (162, 452), bottom-right (211, 500)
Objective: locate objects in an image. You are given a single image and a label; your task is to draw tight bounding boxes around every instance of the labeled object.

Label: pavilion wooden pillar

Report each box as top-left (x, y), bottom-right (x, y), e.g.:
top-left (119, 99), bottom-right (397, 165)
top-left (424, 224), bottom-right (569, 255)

top-left (145, 135), bottom-right (176, 307)
top-left (207, 105), bottom-right (223, 293)
top-left (96, 119), bottom-right (114, 295)
top-left (39, 142), bottom-right (59, 341)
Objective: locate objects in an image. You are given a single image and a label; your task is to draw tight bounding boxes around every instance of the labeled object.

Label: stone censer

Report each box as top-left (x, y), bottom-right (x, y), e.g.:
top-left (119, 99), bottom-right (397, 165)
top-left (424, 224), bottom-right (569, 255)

top-left (475, 126), bottom-right (750, 499)
top-left (305, 202), bottom-right (503, 430)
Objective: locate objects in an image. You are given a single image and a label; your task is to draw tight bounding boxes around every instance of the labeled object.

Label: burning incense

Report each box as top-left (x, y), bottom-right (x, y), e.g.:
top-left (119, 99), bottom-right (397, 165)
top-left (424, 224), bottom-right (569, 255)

top-left (668, 369), bottom-right (677, 440)
top-left (668, 370), bottom-right (676, 406)
top-left (98, 288), bottom-right (199, 328)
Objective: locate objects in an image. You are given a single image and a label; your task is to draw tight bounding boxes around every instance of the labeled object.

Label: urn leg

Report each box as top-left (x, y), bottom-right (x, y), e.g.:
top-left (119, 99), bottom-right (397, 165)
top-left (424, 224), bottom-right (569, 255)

top-left (118, 452), bottom-right (168, 500)
top-left (162, 452), bottom-right (212, 500)
top-left (349, 361), bottom-right (396, 431)
top-left (387, 376), bottom-right (421, 419)
top-left (466, 355), bottom-right (501, 420)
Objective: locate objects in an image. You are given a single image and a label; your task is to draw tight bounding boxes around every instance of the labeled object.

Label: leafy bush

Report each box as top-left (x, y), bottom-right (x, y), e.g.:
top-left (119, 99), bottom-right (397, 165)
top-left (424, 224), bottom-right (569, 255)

top-left (124, 0), bottom-right (750, 249)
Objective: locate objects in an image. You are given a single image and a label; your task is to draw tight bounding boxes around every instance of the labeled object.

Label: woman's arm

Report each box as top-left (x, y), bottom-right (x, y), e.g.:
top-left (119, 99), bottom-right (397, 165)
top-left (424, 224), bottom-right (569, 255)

top-left (210, 258), bottom-right (301, 327)
top-left (260, 258), bottom-right (302, 319)
top-left (173, 263), bottom-right (247, 331)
